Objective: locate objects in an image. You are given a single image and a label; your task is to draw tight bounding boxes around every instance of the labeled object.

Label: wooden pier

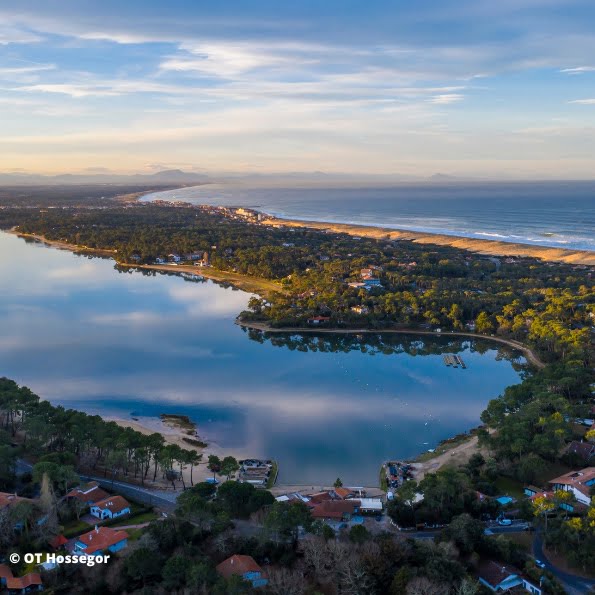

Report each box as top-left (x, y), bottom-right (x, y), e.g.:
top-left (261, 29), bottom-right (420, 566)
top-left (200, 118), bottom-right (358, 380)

top-left (443, 354), bottom-right (467, 369)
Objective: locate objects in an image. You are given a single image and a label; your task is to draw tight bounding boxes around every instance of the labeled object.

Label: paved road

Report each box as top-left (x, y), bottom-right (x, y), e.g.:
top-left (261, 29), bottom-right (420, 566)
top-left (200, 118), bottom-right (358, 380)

top-left (16, 459), bottom-right (179, 512)
top-left (533, 531), bottom-right (595, 595)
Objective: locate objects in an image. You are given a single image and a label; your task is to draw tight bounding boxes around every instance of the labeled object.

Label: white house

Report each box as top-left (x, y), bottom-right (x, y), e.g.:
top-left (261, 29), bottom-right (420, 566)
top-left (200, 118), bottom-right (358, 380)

top-left (548, 467), bottom-right (595, 506)
top-left (478, 561), bottom-right (541, 594)
top-left (90, 495), bottom-right (131, 520)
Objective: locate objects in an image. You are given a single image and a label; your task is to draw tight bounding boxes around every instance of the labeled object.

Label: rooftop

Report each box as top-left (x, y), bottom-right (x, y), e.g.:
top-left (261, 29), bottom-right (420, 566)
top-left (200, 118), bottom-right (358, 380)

top-left (92, 495), bottom-right (130, 514)
top-left (77, 526), bottom-right (129, 555)
top-left (216, 554), bottom-right (263, 579)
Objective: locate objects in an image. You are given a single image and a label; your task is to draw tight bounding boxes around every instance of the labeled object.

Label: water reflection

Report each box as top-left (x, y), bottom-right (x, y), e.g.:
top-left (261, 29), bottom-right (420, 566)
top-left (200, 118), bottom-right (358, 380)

top-left (0, 232), bottom-right (525, 484)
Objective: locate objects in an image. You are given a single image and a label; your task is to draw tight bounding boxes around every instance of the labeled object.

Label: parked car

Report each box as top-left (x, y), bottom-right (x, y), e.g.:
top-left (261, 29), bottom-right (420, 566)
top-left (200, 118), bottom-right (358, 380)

top-left (535, 560), bottom-right (546, 569)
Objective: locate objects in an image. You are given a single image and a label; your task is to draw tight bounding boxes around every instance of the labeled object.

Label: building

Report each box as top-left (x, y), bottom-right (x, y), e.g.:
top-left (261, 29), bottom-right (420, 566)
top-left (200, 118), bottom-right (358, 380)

top-left (357, 498), bottom-right (383, 513)
top-left (0, 564), bottom-right (43, 594)
top-left (565, 440), bottom-right (595, 463)
top-left (350, 305), bottom-right (369, 315)
top-left (477, 560), bottom-right (541, 594)
top-left (311, 500), bottom-right (359, 521)
top-left (332, 487), bottom-right (356, 500)
top-left (216, 554), bottom-right (268, 588)
top-left (548, 467), bottom-right (595, 506)
top-left (0, 492), bottom-right (28, 510)
top-left (65, 481), bottom-right (109, 505)
top-left (74, 526), bottom-right (129, 556)
top-left (90, 495), bottom-right (131, 520)
top-left (307, 316), bottom-right (330, 325)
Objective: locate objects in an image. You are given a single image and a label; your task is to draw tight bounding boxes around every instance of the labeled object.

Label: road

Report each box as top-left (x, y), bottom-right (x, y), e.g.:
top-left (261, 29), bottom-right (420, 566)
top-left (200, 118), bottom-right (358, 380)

top-left (16, 459), bottom-right (179, 512)
top-left (533, 531), bottom-right (595, 595)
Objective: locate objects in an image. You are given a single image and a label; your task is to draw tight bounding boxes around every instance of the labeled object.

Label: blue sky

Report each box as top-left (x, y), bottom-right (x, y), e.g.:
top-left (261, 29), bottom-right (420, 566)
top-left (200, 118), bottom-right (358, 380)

top-left (1, 0), bottom-right (594, 177)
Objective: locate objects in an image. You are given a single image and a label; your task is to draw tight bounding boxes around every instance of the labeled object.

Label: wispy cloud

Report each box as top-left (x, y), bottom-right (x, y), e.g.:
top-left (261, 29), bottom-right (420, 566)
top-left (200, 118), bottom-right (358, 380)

top-left (560, 66), bottom-right (595, 75)
top-left (569, 98), bottom-right (595, 105)
top-left (428, 93), bottom-right (464, 104)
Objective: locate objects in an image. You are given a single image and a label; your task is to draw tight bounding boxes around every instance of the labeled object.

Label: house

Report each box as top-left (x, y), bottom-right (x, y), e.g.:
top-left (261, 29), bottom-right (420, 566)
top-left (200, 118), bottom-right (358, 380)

top-left (74, 526), bottom-right (129, 556)
top-left (332, 487), bottom-right (356, 500)
top-left (90, 495), bottom-right (131, 520)
top-left (155, 257), bottom-right (166, 264)
top-left (523, 486), bottom-right (541, 498)
top-left (65, 481), bottom-right (109, 505)
top-left (548, 467), bottom-right (595, 506)
top-left (0, 492), bottom-right (28, 510)
top-left (168, 253), bottom-right (181, 263)
top-left (310, 500), bottom-right (360, 521)
top-left (307, 316), bottom-right (330, 325)
top-left (350, 305), bottom-right (369, 315)
top-left (216, 555), bottom-right (268, 588)
top-left (565, 440), bottom-right (595, 463)
top-left (49, 534), bottom-right (68, 550)
top-left (0, 564), bottom-right (43, 594)
top-left (477, 560), bottom-right (541, 594)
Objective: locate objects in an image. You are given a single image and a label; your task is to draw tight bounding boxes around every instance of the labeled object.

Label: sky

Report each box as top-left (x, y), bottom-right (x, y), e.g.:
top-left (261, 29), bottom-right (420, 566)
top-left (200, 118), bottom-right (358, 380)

top-left (1, 0), bottom-right (595, 178)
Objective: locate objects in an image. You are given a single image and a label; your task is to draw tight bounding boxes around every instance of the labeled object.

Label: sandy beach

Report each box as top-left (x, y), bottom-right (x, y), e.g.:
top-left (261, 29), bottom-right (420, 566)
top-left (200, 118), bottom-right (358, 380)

top-left (261, 215), bottom-right (595, 266)
top-left (107, 415), bottom-right (252, 487)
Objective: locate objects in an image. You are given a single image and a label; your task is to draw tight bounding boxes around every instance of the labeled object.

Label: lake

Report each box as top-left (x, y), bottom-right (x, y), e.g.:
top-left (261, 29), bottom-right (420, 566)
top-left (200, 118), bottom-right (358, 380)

top-left (0, 231), bottom-right (526, 485)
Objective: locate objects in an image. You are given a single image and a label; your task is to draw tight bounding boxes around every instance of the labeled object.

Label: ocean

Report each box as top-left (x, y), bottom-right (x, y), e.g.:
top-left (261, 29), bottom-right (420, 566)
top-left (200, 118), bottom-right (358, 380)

top-left (143, 180), bottom-right (595, 252)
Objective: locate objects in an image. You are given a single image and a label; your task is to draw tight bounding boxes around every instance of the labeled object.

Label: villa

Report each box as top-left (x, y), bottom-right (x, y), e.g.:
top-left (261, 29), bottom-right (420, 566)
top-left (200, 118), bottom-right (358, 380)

top-left (548, 467), bottom-right (595, 506)
top-left (477, 560), bottom-right (541, 594)
top-left (90, 495), bottom-right (131, 520)
top-left (74, 526), bottom-right (129, 556)
top-left (0, 564), bottom-right (43, 594)
top-left (65, 481), bottom-right (109, 505)
top-left (216, 555), bottom-right (268, 588)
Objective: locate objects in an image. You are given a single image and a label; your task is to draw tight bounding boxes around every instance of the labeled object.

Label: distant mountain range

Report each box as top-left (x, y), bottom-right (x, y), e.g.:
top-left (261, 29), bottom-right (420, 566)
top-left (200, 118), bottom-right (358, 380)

top-left (0, 168), bottom-right (472, 187)
top-left (0, 169), bottom-right (211, 186)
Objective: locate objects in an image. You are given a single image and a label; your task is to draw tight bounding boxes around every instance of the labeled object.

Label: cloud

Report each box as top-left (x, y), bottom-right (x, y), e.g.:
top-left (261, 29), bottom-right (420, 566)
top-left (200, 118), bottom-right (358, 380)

top-left (0, 24), bottom-right (42, 45)
top-left (569, 98), bottom-right (595, 105)
top-left (428, 93), bottom-right (464, 104)
top-left (560, 66), bottom-right (595, 74)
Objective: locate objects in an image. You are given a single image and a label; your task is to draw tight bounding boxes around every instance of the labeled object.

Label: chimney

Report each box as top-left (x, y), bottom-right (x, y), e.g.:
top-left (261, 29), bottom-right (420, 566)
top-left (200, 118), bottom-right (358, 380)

top-left (95, 525), bottom-right (99, 534)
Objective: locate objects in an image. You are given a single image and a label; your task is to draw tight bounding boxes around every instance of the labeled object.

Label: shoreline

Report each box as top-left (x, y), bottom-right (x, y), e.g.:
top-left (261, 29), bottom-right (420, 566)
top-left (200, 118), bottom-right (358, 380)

top-left (237, 320), bottom-right (545, 369)
top-left (260, 214), bottom-right (595, 266)
top-left (9, 230), bottom-right (283, 298)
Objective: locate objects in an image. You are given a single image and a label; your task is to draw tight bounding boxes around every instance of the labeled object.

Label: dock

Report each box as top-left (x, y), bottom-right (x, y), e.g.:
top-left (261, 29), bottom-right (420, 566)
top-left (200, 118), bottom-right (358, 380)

top-left (443, 354), bottom-right (467, 369)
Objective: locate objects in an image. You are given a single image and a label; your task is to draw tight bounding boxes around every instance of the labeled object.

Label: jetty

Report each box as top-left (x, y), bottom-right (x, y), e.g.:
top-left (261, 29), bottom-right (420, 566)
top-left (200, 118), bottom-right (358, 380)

top-left (443, 354), bottom-right (467, 369)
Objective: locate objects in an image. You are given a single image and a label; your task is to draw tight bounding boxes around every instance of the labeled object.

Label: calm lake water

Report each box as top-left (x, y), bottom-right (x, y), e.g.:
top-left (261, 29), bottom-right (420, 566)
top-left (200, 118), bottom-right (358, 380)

top-left (0, 232), bottom-right (526, 485)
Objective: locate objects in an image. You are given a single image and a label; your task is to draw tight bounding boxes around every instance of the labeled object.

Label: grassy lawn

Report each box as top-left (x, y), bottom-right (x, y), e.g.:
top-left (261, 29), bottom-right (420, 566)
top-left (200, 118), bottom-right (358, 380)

top-left (111, 511), bottom-right (159, 527)
top-left (494, 476), bottom-right (525, 499)
top-left (379, 466), bottom-right (388, 491)
top-left (499, 532), bottom-right (534, 553)
top-left (266, 461), bottom-right (279, 489)
top-left (62, 519), bottom-right (91, 538)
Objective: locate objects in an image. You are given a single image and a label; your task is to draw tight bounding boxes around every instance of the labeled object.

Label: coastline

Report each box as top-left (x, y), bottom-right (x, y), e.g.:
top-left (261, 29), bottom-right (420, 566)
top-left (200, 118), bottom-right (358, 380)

top-left (237, 320), bottom-right (545, 369)
top-left (260, 215), bottom-right (595, 266)
top-left (10, 230), bottom-right (283, 298)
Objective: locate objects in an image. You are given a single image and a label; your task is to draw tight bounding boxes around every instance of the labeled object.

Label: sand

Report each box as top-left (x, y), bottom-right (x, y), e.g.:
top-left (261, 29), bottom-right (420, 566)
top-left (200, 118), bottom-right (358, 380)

top-left (261, 216), bottom-right (595, 266)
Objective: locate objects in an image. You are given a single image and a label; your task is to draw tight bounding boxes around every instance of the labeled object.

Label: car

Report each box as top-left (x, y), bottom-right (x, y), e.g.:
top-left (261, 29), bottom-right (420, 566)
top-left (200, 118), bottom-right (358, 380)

top-left (498, 518), bottom-right (512, 526)
top-left (535, 560), bottom-right (546, 569)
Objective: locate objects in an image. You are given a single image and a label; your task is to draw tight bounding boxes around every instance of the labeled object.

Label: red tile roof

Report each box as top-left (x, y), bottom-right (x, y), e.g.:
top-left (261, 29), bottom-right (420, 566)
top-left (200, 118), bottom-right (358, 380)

top-left (92, 495), bottom-right (130, 514)
top-left (216, 555), bottom-right (263, 579)
top-left (49, 534), bottom-right (68, 549)
top-left (333, 487), bottom-right (354, 500)
top-left (0, 564), bottom-right (43, 590)
top-left (0, 492), bottom-right (29, 509)
top-left (477, 560), bottom-right (520, 587)
top-left (311, 500), bottom-right (359, 519)
top-left (77, 526), bottom-right (129, 555)
top-left (66, 482), bottom-right (109, 504)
